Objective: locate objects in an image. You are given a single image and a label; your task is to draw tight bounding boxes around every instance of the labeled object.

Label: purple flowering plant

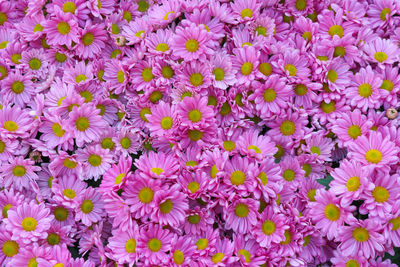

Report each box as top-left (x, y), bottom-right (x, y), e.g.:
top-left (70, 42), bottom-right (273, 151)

top-left (1, 0), bottom-right (400, 266)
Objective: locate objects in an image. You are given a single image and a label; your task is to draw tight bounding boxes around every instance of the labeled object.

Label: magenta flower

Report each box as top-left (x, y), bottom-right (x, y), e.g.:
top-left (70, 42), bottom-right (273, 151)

top-left (1, 156), bottom-right (40, 191)
top-left (43, 7), bottom-right (79, 47)
top-left (106, 222), bottom-right (140, 265)
top-left (224, 197), bottom-right (258, 234)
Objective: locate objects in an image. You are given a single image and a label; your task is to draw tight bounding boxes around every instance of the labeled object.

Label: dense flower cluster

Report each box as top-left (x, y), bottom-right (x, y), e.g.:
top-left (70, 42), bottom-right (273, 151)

top-left (1, 0), bottom-right (400, 266)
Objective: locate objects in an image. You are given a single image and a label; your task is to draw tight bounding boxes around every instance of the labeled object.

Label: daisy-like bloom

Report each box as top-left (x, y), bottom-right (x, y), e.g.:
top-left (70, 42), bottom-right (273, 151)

top-left (183, 207), bottom-right (214, 235)
top-left (137, 224), bottom-right (174, 264)
top-left (338, 218), bottom-right (385, 259)
top-left (48, 151), bottom-right (82, 177)
top-left (364, 38), bottom-right (399, 68)
top-left (318, 8), bottom-right (357, 40)
top-left (75, 187), bottom-right (103, 226)
top-left (106, 222), bottom-right (140, 265)
top-left (345, 66), bottom-right (382, 112)
top-left (252, 205), bottom-right (288, 248)
top-left (233, 236), bottom-right (266, 266)
top-left (278, 156), bottom-right (305, 190)
top-left (171, 24), bottom-right (213, 61)
top-left (231, 0), bottom-right (260, 23)
top-left (43, 7), bottom-right (79, 47)
top-left (103, 59), bottom-right (128, 94)
top-left (267, 108), bottom-right (309, 147)
top-left (64, 61), bottom-right (94, 86)
top-left (0, 105), bottom-right (34, 140)
top-left (348, 131), bottom-right (398, 170)
top-left (223, 155), bottom-right (257, 196)
top-left (178, 60), bottom-right (212, 90)
top-left (39, 114), bottom-right (73, 150)
top-left (42, 224), bottom-right (73, 247)
top-left (67, 103), bottom-right (106, 147)
top-left (168, 235), bottom-right (196, 266)
top-left (249, 75), bottom-right (292, 118)
top-left (250, 15), bottom-right (276, 40)
top-left (20, 48), bottom-right (50, 79)
top-left (52, 175), bottom-right (86, 209)
top-left (2, 70), bottom-right (35, 107)
top-left (114, 126), bottom-right (140, 157)
top-left (272, 49), bottom-right (310, 82)
top-left (307, 189), bottom-right (355, 241)
top-left (49, 0), bottom-right (90, 21)
top-left (330, 159), bottom-right (374, 207)
top-left (9, 243), bottom-right (53, 267)
top-left (253, 157), bottom-right (281, 201)
top-left (148, 0), bottom-right (181, 26)
top-left (16, 14), bottom-right (46, 42)
top-left (123, 176), bottom-right (164, 221)
top-left (0, 189), bottom-right (24, 221)
top-left (178, 170), bottom-right (209, 199)
top-left (122, 17), bottom-right (151, 45)
top-left (209, 51), bottom-right (237, 90)
top-left (291, 80), bottom-right (320, 109)
top-left (145, 29), bottom-right (173, 56)
top-left (77, 145), bottom-right (113, 180)
top-left (130, 59), bottom-right (156, 92)
top-left (331, 109), bottom-right (373, 147)
top-left (99, 156), bottom-right (132, 195)
top-left (1, 156), bottom-right (40, 191)
top-left (176, 95), bottom-right (215, 129)
top-left (360, 172), bottom-right (400, 219)
top-left (4, 200), bottom-right (53, 244)
top-left (330, 247), bottom-right (369, 266)
top-left (206, 238), bottom-right (235, 266)
top-left (297, 153), bottom-right (326, 180)
top-left (75, 20), bottom-right (107, 59)
top-left (135, 151), bottom-right (179, 180)
top-left (151, 185), bottom-right (188, 227)
top-left (377, 66), bottom-right (400, 107)
top-left (232, 46), bottom-right (260, 86)
top-left (224, 198), bottom-right (258, 234)
top-left (0, 225), bottom-right (20, 265)
top-left (323, 58), bottom-right (352, 93)
top-left (302, 131), bottom-right (334, 162)
top-left (236, 129), bottom-right (277, 161)
top-left (367, 0), bottom-right (397, 29)
top-left (94, 98), bottom-right (119, 125)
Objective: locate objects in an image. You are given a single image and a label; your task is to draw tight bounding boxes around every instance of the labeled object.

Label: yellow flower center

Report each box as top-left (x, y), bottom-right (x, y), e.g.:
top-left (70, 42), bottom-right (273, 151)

top-left (147, 238), bottom-right (162, 252)
top-left (372, 186), bottom-right (389, 203)
top-left (346, 176), bottom-right (361, 192)
top-left (238, 249), bottom-right (251, 263)
top-left (241, 62), bottom-right (253, 76)
top-left (0, 12), bottom-right (7, 25)
top-left (188, 109), bottom-right (202, 122)
top-left (163, 11), bottom-right (175, 20)
top-left (283, 169), bottom-right (295, 181)
top-left (33, 24), bottom-right (43, 32)
top-left (333, 46), bottom-right (346, 57)
top-left (155, 43), bottom-right (169, 52)
top-left (210, 164), bottom-right (218, 178)
top-left (320, 101), bottom-right (336, 113)
top-left (47, 233), bottom-right (60, 245)
top-left (189, 73), bottom-right (203, 87)
top-left (187, 214), bottom-right (200, 224)
top-left (213, 68), bottom-right (225, 81)
top-left (12, 165), bottom-right (26, 177)
top-left (259, 62), bottom-right (273, 77)
top-left (82, 32), bottom-right (94, 46)
top-left (62, 2), bottom-right (77, 13)
top-left (255, 26), bottom-right (267, 36)
top-left (63, 188), bottom-right (76, 199)
top-left (346, 259), bottom-right (360, 267)
top-left (365, 149), bottom-right (382, 164)
top-left (75, 117), bottom-right (89, 131)
top-left (248, 145), bottom-right (261, 154)
top-left (57, 22), bottom-right (71, 35)
top-left (52, 123), bottom-right (65, 137)
top-left (302, 164), bottom-right (312, 177)
top-left (117, 70), bottom-right (125, 83)
top-left (151, 167), bottom-right (164, 175)
top-left (138, 187), bottom-right (154, 203)
top-left (173, 250), bottom-right (185, 265)
top-left (324, 204), bottom-right (340, 221)
top-left (307, 189), bottom-right (316, 201)
top-left (327, 70), bottom-right (337, 83)
top-left (29, 58), bottom-right (41, 70)
top-left (347, 125), bottom-right (361, 139)
top-left (263, 88), bottom-right (276, 102)
top-left (54, 207), bottom-right (69, 221)
top-left (187, 181), bottom-right (200, 193)
top-left (230, 170), bottom-right (246, 186)
top-left (280, 120), bottom-right (296, 136)
top-left (234, 203), bottom-right (249, 217)
top-left (138, 0), bottom-right (149, 12)
top-left (380, 8), bottom-right (391, 21)
top-left (11, 81), bottom-right (24, 94)
top-left (240, 8), bottom-right (253, 19)
top-left (294, 84), bottom-right (307, 96)
top-left (280, 230), bottom-right (292, 245)
top-left (188, 129), bottom-right (203, 141)
top-left (328, 25), bottom-right (344, 38)
top-left (196, 238), bottom-right (208, 250)
top-left (160, 116), bottom-right (173, 130)
top-left (390, 216), bottom-right (400, 231)
top-left (185, 39), bottom-right (199, 53)
top-left (2, 204), bottom-right (12, 218)
top-left (295, 0), bottom-right (307, 10)
top-left (4, 121), bottom-right (18, 132)
top-left (75, 74), bottom-right (87, 84)
top-left (125, 238), bottom-right (137, 253)
top-left (219, 102), bottom-right (232, 116)
top-left (123, 11), bottom-right (132, 22)
top-left (120, 137), bottom-right (131, 149)
top-left (302, 31), bottom-right (312, 41)
top-left (310, 146), bottom-right (321, 155)
top-left (381, 79), bottom-right (394, 92)
top-left (284, 64), bottom-right (297, 76)
top-left (55, 52), bottom-right (67, 63)
top-left (352, 227), bottom-right (369, 242)
top-left (2, 240), bottom-right (19, 257)
top-left (21, 217), bottom-right (37, 231)
top-left (11, 54), bottom-right (21, 64)
top-left (211, 253), bottom-right (225, 263)
top-left (223, 140), bottom-right (236, 151)
top-left (88, 154), bottom-right (102, 167)
top-left (161, 66), bottom-right (174, 78)
top-left (160, 199), bottom-right (173, 213)
top-left (142, 67), bottom-right (154, 82)
top-left (358, 83), bottom-right (372, 98)
top-left (374, 52), bottom-right (388, 63)
top-left (101, 137), bottom-right (115, 150)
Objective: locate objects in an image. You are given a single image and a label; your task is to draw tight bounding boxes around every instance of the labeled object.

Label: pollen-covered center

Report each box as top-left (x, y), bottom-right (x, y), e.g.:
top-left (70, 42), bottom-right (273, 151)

top-left (263, 88), bottom-right (276, 102)
top-left (262, 220), bottom-right (276, 235)
top-left (381, 79), bottom-right (394, 92)
top-left (380, 8), bottom-right (391, 21)
top-left (173, 250), bottom-right (185, 265)
top-left (189, 73), bottom-right (204, 87)
top-left (12, 165), bottom-right (26, 177)
top-left (365, 149), bottom-right (382, 164)
top-left (160, 116), bottom-right (173, 130)
top-left (21, 217), bottom-right (37, 231)
top-left (230, 170), bottom-right (246, 186)
top-left (188, 109), bottom-right (202, 122)
top-left (125, 238), bottom-right (137, 253)
top-left (283, 169), bottom-right (295, 181)
top-left (294, 84), bottom-right (307, 96)
top-left (324, 204), bottom-right (340, 221)
top-left (142, 67), bottom-right (154, 82)
top-left (185, 39), bottom-right (199, 53)
top-left (147, 238), bottom-right (162, 252)
top-left (47, 233), bottom-right (60, 245)
top-left (284, 64), bottom-right (297, 76)
top-left (54, 207), bottom-right (69, 221)
top-left (63, 188), bottom-right (76, 199)
top-left (234, 203), bottom-right (249, 218)
top-left (241, 62), bottom-right (253, 76)
top-left (188, 129), bottom-right (203, 141)
top-left (372, 186), bottom-right (389, 203)
top-left (187, 181), bottom-right (200, 193)
top-left (4, 121), bottom-right (18, 132)
top-left (57, 22), bottom-right (71, 35)
top-left (347, 125), bottom-right (361, 139)
top-left (320, 101), bottom-right (336, 114)
top-left (138, 187), bottom-right (154, 203)
top-left (280, 120), bottom-right (296, 136)
top-left (88, 154), bottom-right (102, 167)
top-left (374, 52), bottom-right (388, 63)
top-left (75, 117), bottom-right (89, 131)
top-left (259, 62), bottom-right (273, 77)
top-left (358, 83), bottom-right (373, 98)
top-left (29, 58), bottom-right (42, 70)
top-left (346, 176), bottom-right (361, 192)
top-left (2, 240), bottom-right (19, 257)
top-left (213, 68), bottom-right (225, 81)
top-left (327, 70), bottom-right (337, 83)
top-left (62, 2), bottom-right (77, 13)
top-left (328, 25), bottom-right (344, 38)
top-left (187, 214), bottom-right (201, 224)
top-left (241, 8), bottom-right (253, 19)
top-left (155, 43), bottom-right (169, 52)
top-left (352, 227), bottom-right (369, 242)
top-left (82, 32), bottom-right (94, 46)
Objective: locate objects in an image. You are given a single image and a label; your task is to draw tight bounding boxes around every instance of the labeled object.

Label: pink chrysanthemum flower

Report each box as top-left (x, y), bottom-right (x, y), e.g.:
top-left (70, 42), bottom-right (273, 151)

top-left (176, 95), bottom-right (215, 129)
top-left (249, 75), bottom-right (292, 118)
top-left (106, 222), bottom-right (140, 265)
top-left (338, 218), bottom-right (385, 259)
top-left (49, 0), bottom-right (90, 21)
top-left (137, 224), bottom-right (174, 264)
top-left (209, 51), bottom-right (237, 90)
top-left (307, 189), bottom-right (355, 241)
top-left (364, 38), bottom-right (399, 68)
top-left (292, 80), bottom-right (320, 109)
top-left (77, 145), bottom-right (113, 180)
top-left (178, 170), bottom-right (209, 199)
top-left (2, 70), bottom-right (35, 107)
top-left (103, 59), bottom-right (128, 94)
top-left (302, 131), bottom-right (334, 162)
top-left (0, 105), bottom-right (34, 140)
top-left (318, 8), bottom-right (356, 40)
top-left (67, 103), bottom-right (106, 147)
top-left (148, 0), bottom-right (181, 26)
top-left (42, 224), bottom-right (73, 247)
top-left (171, 24), bottom-right (212, 61)
top-left (348, 131), bottom-right (399, 170)
top-left (75, 187), bottom-right (103, 226)
top-left (267, 108), bottom-right (309, 147)
top-left (230, 0), bottom-right (260, 23)
top-left (122, 17), bottom-right (150, 45)
top-left (323, 58), bottom-right (352, 93)
top-left (123, 176), bottom-right (164, 221)
top-left (272, 49), bottom-right (310, 82)
top-left (145, 28), bottom-right (173, 56)
top-left (99, 156), bottom-right (133, 195)
top-left (64, 61), bottom-right (94, 86)
top-left (1, 156), bottom-right (40, 191)
top-left (233, 235), bottom-right (266, 266)
top-left (360, 172), bottom-right (400, 219)
top-left (331, 109), bottom-right (374, 147)
top-left (16, 14), bottom-right (46, 42)
top-left (135, 151), bottom-right (179, 180)
top-left (0, 189), bottom-right (24, 221)
top-left (20, 48), bottom-right (50, 79)
top-left (129, 59), bottom-right (156, 92)
top-left (252, 205), bottom-right (288, 248)
top-left (178, 60), bottom-right (212, 90)
top-left (236, 129), bottom-right (277, 160)
top-left (48, 151), bottom-right (82, 177)
top-left (52, 175), bottom-right (86, 209)
top-left (224, 197), bottom-right (258, 234)
top-left (330, 249), bottom-right (369, 267)
top-left (39, 115), bottom-right (73, 150)
top-left (9, 243), bottom-right (53, 267)
top-left (223, 155), bottom-right (257, 195)
top-left (232, 46), bottom-right (260, 86)
top-left (206, 238), bottom-right (235, 266)
top-left (152, 185), bottom-right (188, 227)
top-left (183, 207), bottom-right (214, 235)
top-left (168, 235), bottom-right (196, 266)
top-left (43, 7), bottom-right (79, 47)
top-left (76, 20), bottom-right (107, 59)
top-left (5, 200), bottom-right (53, 244)
top-left (330, 159), bottom-right (374, 207)
top-left (0, 225), bottom-right (21, 265)
top-left (377, 65), bottom-right (400, 107)
top-left (278, 156), bottom-right (305, 190)
top-left (253, 157), bottom-right (281, 201)
top-left (345, 66), bottom-right (382, 112)
top-left (367, 0), bottom-right (398, 29)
